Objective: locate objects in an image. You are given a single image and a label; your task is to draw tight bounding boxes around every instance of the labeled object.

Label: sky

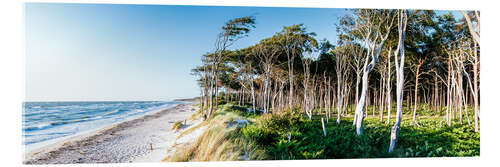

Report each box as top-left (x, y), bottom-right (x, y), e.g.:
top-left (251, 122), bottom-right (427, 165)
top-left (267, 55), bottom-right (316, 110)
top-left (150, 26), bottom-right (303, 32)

top-left (24, 3), bottom-right (461, 101)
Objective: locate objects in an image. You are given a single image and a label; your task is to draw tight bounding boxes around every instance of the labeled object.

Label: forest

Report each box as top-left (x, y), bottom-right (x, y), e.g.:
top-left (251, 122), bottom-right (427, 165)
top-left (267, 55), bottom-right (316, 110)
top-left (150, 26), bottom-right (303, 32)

top-left (184, 9), bottom-right (480, 160)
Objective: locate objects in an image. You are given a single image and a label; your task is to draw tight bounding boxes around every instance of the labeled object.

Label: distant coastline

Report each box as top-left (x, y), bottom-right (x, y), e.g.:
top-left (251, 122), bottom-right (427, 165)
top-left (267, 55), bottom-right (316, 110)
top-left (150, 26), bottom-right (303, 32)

top-left (173, 97), bottom-right (199, 102)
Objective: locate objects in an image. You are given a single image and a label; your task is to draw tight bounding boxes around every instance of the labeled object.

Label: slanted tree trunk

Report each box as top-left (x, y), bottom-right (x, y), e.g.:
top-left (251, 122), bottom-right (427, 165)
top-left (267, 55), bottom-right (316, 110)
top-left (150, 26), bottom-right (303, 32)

top-left (460, 11), bottom-right (480, 45)
top-left (460, 11), bottom-right (479, 132)
top-left (464, 79), bottom-right (470, 125)
top-left (355, 70), bottom-right (370, 135)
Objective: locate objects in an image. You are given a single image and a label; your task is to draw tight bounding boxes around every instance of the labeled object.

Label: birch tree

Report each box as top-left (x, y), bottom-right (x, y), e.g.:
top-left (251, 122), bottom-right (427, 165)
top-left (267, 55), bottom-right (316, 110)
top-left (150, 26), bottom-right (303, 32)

top-left (353, 9), bottom-right (395, 135)
top-left (334, 45), bottom-right (351, 124)
top-left (460, 11), bottom-right (480, 132)
top-left (254, 40), bottom-right (280, 114)
top-left (303, 50), bottom-right (320, 119)
top-left (389, 9), bottom-right (408, 152)
top-left (279, 25), bottom-right (308, 109)
top-left (386, 47), bottom-right (393, 124)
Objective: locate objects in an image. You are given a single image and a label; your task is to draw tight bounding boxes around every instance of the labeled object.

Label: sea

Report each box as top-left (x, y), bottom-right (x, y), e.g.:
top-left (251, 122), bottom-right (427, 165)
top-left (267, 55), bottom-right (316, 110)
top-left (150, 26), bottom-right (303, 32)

top-left (22, 101), bottom-right (181, 150)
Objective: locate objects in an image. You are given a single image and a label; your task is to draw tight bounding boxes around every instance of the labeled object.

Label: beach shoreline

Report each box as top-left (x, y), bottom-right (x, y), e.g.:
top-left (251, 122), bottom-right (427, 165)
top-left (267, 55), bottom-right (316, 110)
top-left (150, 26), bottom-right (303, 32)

top-left (23, 98), bottom-right (200, 164)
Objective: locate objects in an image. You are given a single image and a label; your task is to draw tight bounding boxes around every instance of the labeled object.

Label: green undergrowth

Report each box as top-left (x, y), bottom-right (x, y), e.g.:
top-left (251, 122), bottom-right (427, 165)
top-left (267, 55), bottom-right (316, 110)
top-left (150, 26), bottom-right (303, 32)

top-left (168, 103), bottom-right (479, 161)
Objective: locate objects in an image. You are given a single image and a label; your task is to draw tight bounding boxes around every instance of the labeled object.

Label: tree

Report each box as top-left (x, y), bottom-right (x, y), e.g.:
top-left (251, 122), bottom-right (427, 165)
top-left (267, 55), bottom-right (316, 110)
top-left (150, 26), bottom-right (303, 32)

top-left (254, 39), bottom-right (280, 114)
top-left (206, 16), bottom-right (256, 119)
top-left (385, 46), bottom-right (393, 124)
top-left (333, 44), bottom-right (352, 124)
top-left (337, 15), bottom-right (365, 120)
top-left (460, 11), bottom-right (480, 132)
top-left (277, 24), bottom-right (317, 110)
top-left (229, 48), bottom-right (259, 113)
top-left (189, 9), bottom-right (480, 154)
top-left (389, 9), bottom-right (408, 152)
top-left (352, 9), bottom-right (395, 135)
top-left (403, 10), bottom-right (435, 125)
top-left (301, 39), bottom-right (320, 119)
top-left (460, 11), bottom-right (480, 45)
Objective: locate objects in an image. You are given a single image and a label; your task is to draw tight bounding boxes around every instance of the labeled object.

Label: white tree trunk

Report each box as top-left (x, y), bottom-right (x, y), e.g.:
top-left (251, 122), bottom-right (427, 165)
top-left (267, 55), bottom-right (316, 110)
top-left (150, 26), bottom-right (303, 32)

top-left (251, 80), bottom-right (256, 113)
top-left (389, 10), bottom-right (407, 152)
top-left (473, 41), bottom-right (479, 132)
top-left (386, 48), bottom-right (392, 124)
top-left (353, 73), bottom-right (361, 126)
top-left (355, 73), bottom-right (370, 135)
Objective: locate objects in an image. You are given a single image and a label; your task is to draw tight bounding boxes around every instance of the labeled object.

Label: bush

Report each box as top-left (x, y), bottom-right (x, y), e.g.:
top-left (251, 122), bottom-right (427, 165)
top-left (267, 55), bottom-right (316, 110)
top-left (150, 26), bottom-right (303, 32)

top-left (256, 110), bottom-right (302, 135)
top-left (241, 125), bottom-right (279, 146)
top-left (172, 121), bottom-right (184, 131)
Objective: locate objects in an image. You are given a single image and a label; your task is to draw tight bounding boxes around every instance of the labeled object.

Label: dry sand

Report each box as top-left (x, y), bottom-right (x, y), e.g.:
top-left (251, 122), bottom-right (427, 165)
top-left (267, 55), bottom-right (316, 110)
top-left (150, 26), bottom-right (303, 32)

top-left (133, 119), bottom-right (206, 162)
top-left (23, 100), bottom-right (203, 164)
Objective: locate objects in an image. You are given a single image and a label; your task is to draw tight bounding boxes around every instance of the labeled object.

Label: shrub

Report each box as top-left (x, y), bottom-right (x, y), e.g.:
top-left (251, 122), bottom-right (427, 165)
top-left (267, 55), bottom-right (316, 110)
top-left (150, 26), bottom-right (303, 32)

top-left (241, 125), bottom-right (279, 146)
top-left (256, 111), bottom-right (302, 135)
top-left (172, 121), bottom-right (184, 131)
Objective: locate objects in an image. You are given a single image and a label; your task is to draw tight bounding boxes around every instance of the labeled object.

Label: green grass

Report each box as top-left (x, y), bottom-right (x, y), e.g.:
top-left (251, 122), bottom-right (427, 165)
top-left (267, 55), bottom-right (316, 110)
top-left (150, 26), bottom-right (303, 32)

top-left (168, 102), bottom-right (479, 161)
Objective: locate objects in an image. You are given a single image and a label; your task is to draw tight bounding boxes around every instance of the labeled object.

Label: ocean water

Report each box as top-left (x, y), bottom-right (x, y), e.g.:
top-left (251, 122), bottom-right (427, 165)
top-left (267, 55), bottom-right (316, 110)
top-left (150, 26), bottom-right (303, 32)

top-left (22, 101), bottom-right (180, 148)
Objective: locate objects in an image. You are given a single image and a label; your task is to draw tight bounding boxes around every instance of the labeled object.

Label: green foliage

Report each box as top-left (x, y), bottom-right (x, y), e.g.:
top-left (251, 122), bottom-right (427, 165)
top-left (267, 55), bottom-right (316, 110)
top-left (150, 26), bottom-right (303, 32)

top-left (396, 119), bottom-right (480, 157)
top-left (402, 141), bottom-right (445, 157)
top-left (179, 103), bottom-right (479, 161)
top-left (222, 16), bottom-right (256, 39)
top-left (228, 104), bottom-right (262, 118)
top-left (241, 125), bottom-right (279, 146)
top-left (172, 121), bottom-right (184, 132)
top-left (257, 111), bottom-right (302, 135)
top-left (234, 104), bottom-right (479, 160)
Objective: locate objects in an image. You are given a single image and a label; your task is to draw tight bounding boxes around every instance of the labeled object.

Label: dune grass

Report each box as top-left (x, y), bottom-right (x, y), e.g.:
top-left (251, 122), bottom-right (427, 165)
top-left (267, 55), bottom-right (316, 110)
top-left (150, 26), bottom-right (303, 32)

top-left (166, 103), bottom-right (267, 161)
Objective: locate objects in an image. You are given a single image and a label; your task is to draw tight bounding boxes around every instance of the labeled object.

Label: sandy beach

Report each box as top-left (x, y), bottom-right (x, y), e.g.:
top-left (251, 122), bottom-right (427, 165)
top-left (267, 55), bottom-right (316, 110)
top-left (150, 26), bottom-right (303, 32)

top-left (23, 99), bottom-right (202, 164)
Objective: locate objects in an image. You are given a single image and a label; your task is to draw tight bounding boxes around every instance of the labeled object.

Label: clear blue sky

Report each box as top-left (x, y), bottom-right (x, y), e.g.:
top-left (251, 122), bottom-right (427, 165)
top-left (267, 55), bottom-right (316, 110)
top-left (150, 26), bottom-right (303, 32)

top-left (24, 3), bottom-right (461, 101)
top-left (25, 3), bottom-right (347, 101)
